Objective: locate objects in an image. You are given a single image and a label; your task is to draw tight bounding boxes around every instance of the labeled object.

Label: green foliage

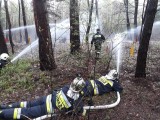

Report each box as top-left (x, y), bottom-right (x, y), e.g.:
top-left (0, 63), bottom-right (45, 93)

top-left (0, 60), bottom-right (34, 94)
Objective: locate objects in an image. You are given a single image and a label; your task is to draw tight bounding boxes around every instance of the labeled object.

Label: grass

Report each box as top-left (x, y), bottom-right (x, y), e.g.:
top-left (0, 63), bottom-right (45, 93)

top-left (0, 60), bottom-right (37, 97)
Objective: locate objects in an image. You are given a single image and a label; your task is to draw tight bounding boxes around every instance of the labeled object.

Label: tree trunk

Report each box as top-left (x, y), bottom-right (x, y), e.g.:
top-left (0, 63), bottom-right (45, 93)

top-left (95, 0), bottom-right (100, 28)
top-left (0, 23), bottom-right (8, 54)
top-left (124, 0), bottom-right (131, 30)
top-left (4, 0), bottom-right (14, 54)
top-left (21, 0), bottom-right (29, 44)
top-left (134, 0), bottom-right (138, 41)
top-left (70, 0), bottom-right (80, 54)
top-left (18, 0), bottom-right (22, 43)
top-left (33, 0), bottom-right (56, 71)
top-left (0, 0), bottom-right (8, 54)
top-left (135, 0), bottom-right (158, 78)
top-left (85, 0), bottom-right (94, 43)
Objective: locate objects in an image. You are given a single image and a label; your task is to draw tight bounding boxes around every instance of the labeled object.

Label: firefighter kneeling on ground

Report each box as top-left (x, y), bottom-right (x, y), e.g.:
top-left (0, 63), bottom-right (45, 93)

top-left (0, 77), bottom-right (86, 119)
top-left (0, 53), bottom-right (9, 69)
top-left (82, 69), bottom-right (123, 97)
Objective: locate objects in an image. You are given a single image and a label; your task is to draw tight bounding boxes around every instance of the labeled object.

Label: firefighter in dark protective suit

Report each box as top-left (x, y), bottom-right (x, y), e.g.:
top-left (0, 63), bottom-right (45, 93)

top-left (91, 29), bottom-right (105, 58)
top-left (0, 53), bottom-right (9, 69)
top-left (82, 69), bottom-right (123, 97)
top-left (0, 77), bottom-right (86, 119)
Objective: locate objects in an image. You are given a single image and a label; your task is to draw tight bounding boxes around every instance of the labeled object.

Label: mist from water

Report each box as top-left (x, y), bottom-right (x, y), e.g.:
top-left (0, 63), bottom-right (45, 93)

top-left (111, 33), bottom-right (126, 73)
top-left (10, 20), bottom-right (67, 63)
top-left (10, 19), bottom-right (95, 63)
top-left (4, 24), bottom-right (55, 44)
top-left (11, 40), bottom-right (38, 63)
top-left (10, 18), bottom-right (160, 73)
top-left (113, 21), bottom-right (160, 73)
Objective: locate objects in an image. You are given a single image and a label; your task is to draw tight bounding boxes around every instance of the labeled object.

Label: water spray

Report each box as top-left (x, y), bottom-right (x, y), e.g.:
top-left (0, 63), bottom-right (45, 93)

top-left (112, 34), bottom-right (123, 74)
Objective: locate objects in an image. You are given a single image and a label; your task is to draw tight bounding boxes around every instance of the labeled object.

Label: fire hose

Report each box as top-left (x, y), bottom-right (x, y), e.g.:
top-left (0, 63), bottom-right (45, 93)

top-left (33, 91), bottom-right (120, 120)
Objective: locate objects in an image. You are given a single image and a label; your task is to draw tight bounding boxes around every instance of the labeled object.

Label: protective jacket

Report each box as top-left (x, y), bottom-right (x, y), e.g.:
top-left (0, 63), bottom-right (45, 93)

top-left (0, 59), bottom-right (8, 69)
top-left (91, 32), bottom-right (105, 52)
top-left (0, 86), bottom-right (83, 119)
top-left (82, 76), bottom-right (122, 97)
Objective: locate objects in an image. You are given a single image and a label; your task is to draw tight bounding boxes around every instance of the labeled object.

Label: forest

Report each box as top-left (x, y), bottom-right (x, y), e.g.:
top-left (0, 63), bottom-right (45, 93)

top-left (0, 0), bottom-right (160, 120)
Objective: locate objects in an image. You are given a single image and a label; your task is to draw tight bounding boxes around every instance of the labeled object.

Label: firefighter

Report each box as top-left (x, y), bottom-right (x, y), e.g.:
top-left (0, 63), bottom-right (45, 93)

top-left (0, 53), bottom-right (9, 69)
top-left (82, 69), bottom-right (123, 97)
top-left (91, 29), bottom-right (105, 58)
top-left (0, 77), bottom-right (86, 119)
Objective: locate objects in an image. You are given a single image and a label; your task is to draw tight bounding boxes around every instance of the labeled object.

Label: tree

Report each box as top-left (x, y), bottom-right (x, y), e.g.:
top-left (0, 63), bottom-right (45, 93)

top-left (70, 0), bottom-right (80, 54)
top-left (21, 0), bottom-right (29, 44)
top-left (124, 0), bottom-right (130, 30)
top-left (4, 0), bottom-right (14, 54)
top-left (134, 0), bottom-right (139, 41)
top-left (18, 0), bottom-right (22, 43)
top-left (85, 0), bottom-right (94, 44)
top-left (33, 0), bottom-right (56, 71)
top-left (0, 0), bottom-right (8, 54)
top-left (135, 0), bottom-right (158, 78)
top-left (0, 24), bottom-right (8, 54)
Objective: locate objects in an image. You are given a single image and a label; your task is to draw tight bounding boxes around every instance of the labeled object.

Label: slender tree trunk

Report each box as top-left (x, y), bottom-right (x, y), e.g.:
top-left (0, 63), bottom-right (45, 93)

top-left (33, 0), bottom-right (56, 71)
top-left (70, 0), bottom-right (80, 54)
top-left (18, 0), bottom-right (22, 43)
top-left (85, 0), bottom-right (94, 75)
top-left (87, 0), bottom-right (89, 7)
top-left (21, 0), bottom-right (29, 44)
top-left (4, 0), bottom-right (14, 54)
top-left (134, 0), bottom-right (139, 42)
top-left (0, 24), bottom-right (8, 54)
top-left (95, 0), bottom-right (100, 29)
top-left (124, 0), bottom-right (131, 30)
top-left (135, 0), bottom-right (158, 78)
top-left (85, 0), bottom-right (94, 43)
top-left (0, 0), bottom-right (7, 54)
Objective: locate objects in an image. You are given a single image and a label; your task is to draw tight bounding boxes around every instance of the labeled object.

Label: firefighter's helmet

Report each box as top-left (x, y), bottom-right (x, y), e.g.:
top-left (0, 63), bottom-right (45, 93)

top-left (105, 69), bottom-right (118, 80)
top-left (70, 77), bottom-right (86, 93)
top-left (0, 53), bottom-right (9, 61)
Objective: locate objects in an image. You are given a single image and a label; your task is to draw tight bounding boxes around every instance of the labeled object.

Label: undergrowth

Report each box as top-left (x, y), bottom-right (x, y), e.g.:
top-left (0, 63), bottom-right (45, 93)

top-left (0, 59), bottom-right (51, 99)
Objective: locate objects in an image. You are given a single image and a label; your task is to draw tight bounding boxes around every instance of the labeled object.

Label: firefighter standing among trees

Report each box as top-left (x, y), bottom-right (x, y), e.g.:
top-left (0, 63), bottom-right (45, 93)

top-left (91, 29), bottom-right (105, 58)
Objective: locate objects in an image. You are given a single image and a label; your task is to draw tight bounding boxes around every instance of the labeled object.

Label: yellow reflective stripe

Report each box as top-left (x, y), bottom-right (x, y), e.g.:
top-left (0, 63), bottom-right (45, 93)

top-left (20, 101), bottom-right (27, 108)
top-left (98, 76), bottom-right (113, 86)
top-left (60, 91), bottom-right (71, 108)
top-left (90, 80), bottom-right (99, 95)
top-left (56, 91), bottom-right (71, 110)
top-left (81, 91), bottom-right (84, 95)
top-left (13, 108), bottom-right (21, 119)
top-left (20, 102), bottom-right (24, 108)
top-left (56, 92), bottom-right (64, 109)
top-left (46, 94), bottom-right (53, 113)
top-left (13, 108), bottom-right (18, 119)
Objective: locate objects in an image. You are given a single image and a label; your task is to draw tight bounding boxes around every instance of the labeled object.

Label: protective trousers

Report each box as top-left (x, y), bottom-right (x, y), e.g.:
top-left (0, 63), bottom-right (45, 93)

top-left (0, 94), bottom-right (53, 119)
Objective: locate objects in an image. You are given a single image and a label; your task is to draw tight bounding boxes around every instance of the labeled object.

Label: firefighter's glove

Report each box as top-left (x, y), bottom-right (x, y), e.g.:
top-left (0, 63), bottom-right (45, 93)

top-left (113, 80), bottom-right (123, 92)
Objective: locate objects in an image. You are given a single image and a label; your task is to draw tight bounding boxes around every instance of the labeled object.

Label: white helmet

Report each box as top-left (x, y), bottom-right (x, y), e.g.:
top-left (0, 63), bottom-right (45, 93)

top-left (0, 53), bottom-right (9, 61)
top-left (70, 77), bottom-right (86, 93)
top-left (105, 69), bottom-right (118, 80)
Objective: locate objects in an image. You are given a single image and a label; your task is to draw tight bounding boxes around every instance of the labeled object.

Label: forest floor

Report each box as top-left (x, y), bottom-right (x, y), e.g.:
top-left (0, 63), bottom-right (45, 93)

top-left (1, 40), bottom-right (160, 120)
